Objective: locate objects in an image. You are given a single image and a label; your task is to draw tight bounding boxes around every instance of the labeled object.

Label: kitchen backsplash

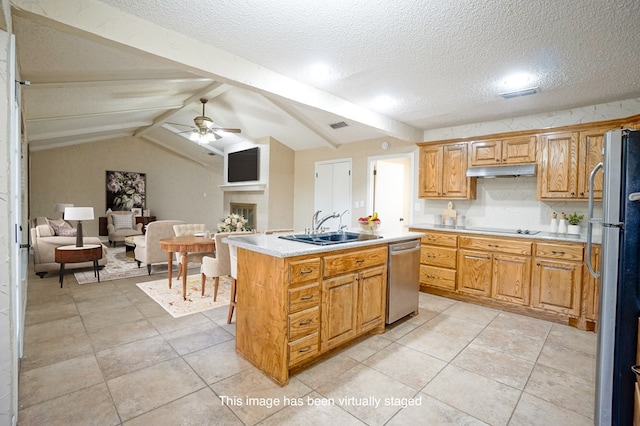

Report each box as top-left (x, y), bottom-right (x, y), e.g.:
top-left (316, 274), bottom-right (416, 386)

top-left (412, 176), bottom-right (602, 234)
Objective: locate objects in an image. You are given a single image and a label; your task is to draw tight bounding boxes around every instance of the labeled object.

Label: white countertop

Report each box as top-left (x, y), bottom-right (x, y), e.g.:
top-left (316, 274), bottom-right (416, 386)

top-left (224, 230), bottom-right (425, 258)
top-left (408, 223), bottom-right (601, 244)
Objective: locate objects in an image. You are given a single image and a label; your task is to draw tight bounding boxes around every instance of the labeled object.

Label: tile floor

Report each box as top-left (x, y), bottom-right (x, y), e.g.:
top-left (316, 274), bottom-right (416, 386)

top-left (18, 266), bottom-right (597, 425)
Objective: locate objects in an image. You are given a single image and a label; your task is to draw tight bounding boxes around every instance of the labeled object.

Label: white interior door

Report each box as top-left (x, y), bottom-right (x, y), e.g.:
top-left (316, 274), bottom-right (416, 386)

top-left (370, 155), bottom-right (412, 233)
top-left (314, 159), bottom-right (352, 230)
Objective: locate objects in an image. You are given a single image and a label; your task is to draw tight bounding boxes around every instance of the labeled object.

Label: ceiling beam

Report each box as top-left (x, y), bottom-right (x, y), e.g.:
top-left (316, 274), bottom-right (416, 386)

top-left (28, 122), bottom-right (149, 141)
top-left (26, 105), bottom-right (181, 122)
top-left (11, 0), bottom-right (424, 143)
top-left (25, 76), bottom-right (214, 88)
top-left (133, 81), bottom-right (231, 137)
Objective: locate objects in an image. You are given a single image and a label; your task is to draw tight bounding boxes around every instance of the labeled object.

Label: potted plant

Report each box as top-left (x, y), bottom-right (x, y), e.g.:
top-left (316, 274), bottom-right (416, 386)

top-left (567, 212), bottom-right (584, 235)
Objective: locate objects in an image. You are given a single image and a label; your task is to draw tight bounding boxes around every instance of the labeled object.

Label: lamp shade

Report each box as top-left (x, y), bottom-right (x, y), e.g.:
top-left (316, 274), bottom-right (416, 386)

top-left (64, 207), bottom-right (94, 221)
top-left (54, 203), bottom-right (74, 212)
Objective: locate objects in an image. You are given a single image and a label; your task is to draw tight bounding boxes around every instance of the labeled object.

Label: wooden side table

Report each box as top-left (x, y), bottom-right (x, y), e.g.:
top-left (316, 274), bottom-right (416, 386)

top-left (136, 216), bottom-right (156, 234)
top-left (55, 244), bottom-right (103, 288)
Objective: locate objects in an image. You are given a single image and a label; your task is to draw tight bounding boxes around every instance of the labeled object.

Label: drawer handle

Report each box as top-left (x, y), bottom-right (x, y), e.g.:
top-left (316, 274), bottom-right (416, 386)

top-left (300, 295), bottom-right (314, 301)
top-left (427, 237), bottom-right (437, 241)
top-left (299, 269), bottom-right (313, 275)
top-left (426, 254), bottom-right (436, 258)
top-left (551, 250), bottom-right (565, 255)
top-left (355, 259), bottom-right (364, 264)
top-left (488, 244), bottom-right (499, 248)
top-left (298, 346), bottom-right (312, 353)
top-left (427, 274), bottom-right (436, 278)
top-left (299, 320), bottom-right (312, 326)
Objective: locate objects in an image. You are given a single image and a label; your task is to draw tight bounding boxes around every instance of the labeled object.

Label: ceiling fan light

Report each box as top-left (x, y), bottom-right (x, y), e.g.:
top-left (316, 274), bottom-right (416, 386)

top-left (206, 131), bottom-right (216, 142)
top-left (189, 130), bottom-right (200, 141)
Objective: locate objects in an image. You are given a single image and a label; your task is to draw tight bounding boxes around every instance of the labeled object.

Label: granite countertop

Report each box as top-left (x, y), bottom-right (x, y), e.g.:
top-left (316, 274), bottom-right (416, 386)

top-left (408, 223), bottom-right (602, 244)
top-left (224, 230), bottom-right (425, 258)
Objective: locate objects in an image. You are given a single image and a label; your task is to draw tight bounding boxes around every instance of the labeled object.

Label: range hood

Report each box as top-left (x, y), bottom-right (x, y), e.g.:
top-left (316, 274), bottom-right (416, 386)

top-left (466, 163), bottom-right (536, 178)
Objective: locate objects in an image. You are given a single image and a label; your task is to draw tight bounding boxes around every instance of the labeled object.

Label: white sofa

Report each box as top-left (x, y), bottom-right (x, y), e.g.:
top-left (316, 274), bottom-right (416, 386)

top-left (30, 217), bottom-right (108, 277)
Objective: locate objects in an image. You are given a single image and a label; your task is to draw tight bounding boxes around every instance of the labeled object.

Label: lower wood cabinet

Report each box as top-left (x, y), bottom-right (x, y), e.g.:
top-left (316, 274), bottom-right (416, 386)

top-left (322, 274), bottom-right (358, 350)
top-left (457, 249), bottom-right (492, 297)
top-left (492, 253), bottom-right (531, 306)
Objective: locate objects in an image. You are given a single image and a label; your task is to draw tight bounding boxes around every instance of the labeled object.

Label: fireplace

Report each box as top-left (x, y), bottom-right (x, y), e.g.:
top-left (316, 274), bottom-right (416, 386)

top-left (230, 203), bottom-right (256, 230)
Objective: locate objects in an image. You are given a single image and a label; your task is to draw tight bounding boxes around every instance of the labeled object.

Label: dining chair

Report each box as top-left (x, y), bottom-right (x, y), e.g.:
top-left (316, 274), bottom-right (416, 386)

top-left (227, 242), bottom-right (238, 324)
top-left (200, 232), bottom-right (246, 301)
top-left (173, 224), bottom-right (215, 281)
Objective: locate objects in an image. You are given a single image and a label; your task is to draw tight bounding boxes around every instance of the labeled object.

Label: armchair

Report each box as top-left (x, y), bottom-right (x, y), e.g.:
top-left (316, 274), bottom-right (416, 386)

top-left (133, 220), bottom-right (185, 274)
top-left (106, 211), bottom-right (143, 246)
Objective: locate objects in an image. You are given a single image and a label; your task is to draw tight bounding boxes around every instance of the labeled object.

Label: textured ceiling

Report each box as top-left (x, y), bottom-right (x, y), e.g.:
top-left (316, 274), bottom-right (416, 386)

top-left (11, 0), bottom-right (640, 163)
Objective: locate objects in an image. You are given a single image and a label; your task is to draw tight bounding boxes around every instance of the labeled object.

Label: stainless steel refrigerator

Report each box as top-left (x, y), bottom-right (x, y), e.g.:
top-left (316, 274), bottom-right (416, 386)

top-left (587, 129), bottom-right (640, 425)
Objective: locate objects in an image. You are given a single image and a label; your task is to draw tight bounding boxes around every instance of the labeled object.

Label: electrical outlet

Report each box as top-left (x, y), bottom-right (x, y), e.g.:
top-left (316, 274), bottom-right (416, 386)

top-left (414, 202), bottom-right (420, 211)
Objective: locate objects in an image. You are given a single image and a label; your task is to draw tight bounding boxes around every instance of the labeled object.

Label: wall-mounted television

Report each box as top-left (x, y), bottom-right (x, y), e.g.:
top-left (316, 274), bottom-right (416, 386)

top-left (227, 147), bottom-right (260, 183)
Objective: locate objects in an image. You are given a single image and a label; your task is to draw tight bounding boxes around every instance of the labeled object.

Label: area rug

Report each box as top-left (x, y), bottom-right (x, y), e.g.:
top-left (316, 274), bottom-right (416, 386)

top-left (73, 246), bottom-right (177, 284)
top-left (136, 274), bottom-right (232, 318)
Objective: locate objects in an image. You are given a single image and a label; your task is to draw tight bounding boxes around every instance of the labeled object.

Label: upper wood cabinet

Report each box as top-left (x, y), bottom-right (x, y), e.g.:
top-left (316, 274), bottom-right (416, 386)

top-left (538, 130), bottom-right (604, 200)
top-left (469, 136), bottom-right (536, 166)
top-left (419, 143), bottom-right (476, 199)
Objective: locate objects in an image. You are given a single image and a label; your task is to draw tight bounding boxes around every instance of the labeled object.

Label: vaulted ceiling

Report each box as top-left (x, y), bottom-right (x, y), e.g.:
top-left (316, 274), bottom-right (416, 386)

top-left (10, 0), bottom-right (640, 165)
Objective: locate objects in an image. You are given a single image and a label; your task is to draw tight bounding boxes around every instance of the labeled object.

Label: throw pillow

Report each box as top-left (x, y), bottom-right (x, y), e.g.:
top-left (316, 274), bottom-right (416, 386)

top-left (112, 214), bottom-right (133, 230)
top-left (35, 224), bottom-right (54, 238)
top-left (49, 218), bottom-right (77, 236)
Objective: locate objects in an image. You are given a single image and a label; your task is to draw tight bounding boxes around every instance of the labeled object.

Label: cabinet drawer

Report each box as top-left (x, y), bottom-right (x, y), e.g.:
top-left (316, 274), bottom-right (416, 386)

top-left (288, 282), bottom-right (320, 313)
top-left (420, 231), bottom-right (457, 247)
top-left (288, 258), bottom-right (321, 284)
top-left (288, 332), bottom-right (319, 366)
top-left (535, 243), bottom-right (583, 261)
top-left (420, 246), bottom-right (457, 268)
top-left (459, 236), bottom-right (531, 255)
top-left (420, 265), bottom-right (456, 290)
top-left (323, 246), bottom-right (387, 277)
top-left (288, 307), bottom-right (319, 341)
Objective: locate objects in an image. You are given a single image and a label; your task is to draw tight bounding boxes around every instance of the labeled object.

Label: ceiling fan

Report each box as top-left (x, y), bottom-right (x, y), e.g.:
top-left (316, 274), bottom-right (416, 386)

top-left (168, 98), bottom-right (241, 143)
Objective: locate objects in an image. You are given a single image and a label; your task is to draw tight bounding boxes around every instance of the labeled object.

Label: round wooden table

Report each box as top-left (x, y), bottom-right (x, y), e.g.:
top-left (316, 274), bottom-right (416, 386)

top-left (55, 244), bottom-right (103, 288)
top-left (160, 235), bottom-right (216, 300)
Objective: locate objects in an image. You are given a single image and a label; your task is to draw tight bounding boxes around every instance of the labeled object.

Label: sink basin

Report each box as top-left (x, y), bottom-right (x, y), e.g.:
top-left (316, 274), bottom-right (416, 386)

top-left (278, 231), bottom-right (382, 246)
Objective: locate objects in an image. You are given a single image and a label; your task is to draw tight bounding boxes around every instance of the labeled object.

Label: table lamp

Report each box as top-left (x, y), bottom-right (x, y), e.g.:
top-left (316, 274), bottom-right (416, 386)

top-left (64, 207), bottom-right (94, 247)
top-left (54, 203), bottom-right (74, 219)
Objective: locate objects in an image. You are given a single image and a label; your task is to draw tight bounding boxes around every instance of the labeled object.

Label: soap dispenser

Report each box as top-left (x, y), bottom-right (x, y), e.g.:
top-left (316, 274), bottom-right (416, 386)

top-left (550, 212), bottom-right (558, 233)
top-left (558, 212), bottom-right (568, 234)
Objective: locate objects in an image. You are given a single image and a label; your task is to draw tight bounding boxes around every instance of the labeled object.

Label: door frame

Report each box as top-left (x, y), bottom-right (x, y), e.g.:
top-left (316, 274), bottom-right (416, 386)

top-left (366, 152), bottom-right (415, 229)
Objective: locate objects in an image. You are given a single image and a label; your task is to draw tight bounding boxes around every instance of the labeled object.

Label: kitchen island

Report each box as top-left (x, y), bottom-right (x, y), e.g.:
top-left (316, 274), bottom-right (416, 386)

top-left (226, 230), bottom-right (423, 385)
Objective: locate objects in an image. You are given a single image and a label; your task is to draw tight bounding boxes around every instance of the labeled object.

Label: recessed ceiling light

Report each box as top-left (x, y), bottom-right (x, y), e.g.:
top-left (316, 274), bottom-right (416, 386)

top-left (500, 87), bottom-right (539, 99)
top-left (499, 72), bottom-right (538, 91)
top-left (371, 95), bottom-right (398, 111)
top-left (308, 63), bottom-right (332, 81)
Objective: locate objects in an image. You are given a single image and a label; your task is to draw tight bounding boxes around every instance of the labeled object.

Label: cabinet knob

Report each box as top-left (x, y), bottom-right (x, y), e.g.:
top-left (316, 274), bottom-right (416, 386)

top-left (496, 159), bottom-right (500, 162)
top-left (580, 192), bottom-right (585, 196)
top-left (571, 192), bottom-right (575, 196)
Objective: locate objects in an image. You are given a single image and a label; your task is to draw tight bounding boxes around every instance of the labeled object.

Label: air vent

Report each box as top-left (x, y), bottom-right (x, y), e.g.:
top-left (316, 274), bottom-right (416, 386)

top-left (329, 121), bottom-right (349, 129)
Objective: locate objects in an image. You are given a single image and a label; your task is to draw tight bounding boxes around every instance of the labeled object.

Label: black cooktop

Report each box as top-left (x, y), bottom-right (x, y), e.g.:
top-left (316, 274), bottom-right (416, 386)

top-left (463, 226), bottom-right (540, 235)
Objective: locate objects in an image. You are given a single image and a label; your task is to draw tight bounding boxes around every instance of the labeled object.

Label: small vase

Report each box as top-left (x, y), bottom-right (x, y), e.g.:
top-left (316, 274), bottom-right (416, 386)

top-left (567, 224), bottom-right (581, 235)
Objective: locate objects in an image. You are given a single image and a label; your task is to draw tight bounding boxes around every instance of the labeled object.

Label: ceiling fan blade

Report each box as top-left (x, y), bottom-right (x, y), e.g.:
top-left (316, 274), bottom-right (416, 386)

top-left (214, 128), bottom-right (241, 133)
top-left (165, 122), bottom-right (193, 128)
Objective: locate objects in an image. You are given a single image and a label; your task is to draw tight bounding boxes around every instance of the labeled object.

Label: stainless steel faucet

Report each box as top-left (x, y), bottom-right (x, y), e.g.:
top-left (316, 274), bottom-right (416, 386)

top-left (311, 210), bottom-right (339, 232)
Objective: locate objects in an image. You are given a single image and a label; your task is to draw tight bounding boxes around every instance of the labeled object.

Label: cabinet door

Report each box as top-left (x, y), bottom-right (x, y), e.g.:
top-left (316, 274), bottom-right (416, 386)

top-left (321, 274), bottom-right (358, 350)
top-left (357, 265), bottom-right (387, 333)
top-left (502, 136), bottom-right (536, 164)
top-left (584, 245), bottom-right (601, 322)
top-left (531, 259), bottom-right (582, 316)
top-left (442, 143), bottom-right (469, 198)
top-left (457, 250), bottom-right (492, 297)
top-left (538, 132), bottom-right (579, 199)
top-left (469, 139), bottom-right (501, 166)
top-left (577, 129), bottom-right (605, 199)
top-left (492, 254), bottom-right (531, 305)
top-left (419, 145), bottom-right (443, 198)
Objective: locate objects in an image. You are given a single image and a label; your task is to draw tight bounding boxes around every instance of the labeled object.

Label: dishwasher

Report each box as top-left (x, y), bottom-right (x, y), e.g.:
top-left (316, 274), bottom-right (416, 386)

top-left (386, 239), bottom-right (421, 324)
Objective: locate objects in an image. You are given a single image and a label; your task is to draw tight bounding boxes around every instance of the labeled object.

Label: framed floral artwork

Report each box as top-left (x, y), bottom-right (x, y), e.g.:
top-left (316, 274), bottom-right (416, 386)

top-left (106, 170), bottom-right (146, 211)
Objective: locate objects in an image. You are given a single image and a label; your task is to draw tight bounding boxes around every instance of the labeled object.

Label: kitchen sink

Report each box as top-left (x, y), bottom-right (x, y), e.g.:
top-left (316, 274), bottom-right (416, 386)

top-left (278, 231), bottom-right (382, 245)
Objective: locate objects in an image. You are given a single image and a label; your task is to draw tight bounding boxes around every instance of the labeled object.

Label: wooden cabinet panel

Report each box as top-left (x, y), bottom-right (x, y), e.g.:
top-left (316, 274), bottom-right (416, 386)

top-left (288, 258), bottom-right (321, 284)
top-left (321, 274), bottom-right (358, 350)
top-left (584, 245), bottom-right (601, 322)
top-left (459, 236), bottom-right (532, 255)
top-left (503, 136), bottom-right (537, 164)
top-left (419, 143), bottom-right (475, 199)
top-left (420, 265), bottom-right (456, 290)
top-left (578, 129), bottom-right (606, 199)
top-left (288, 332), bottom-right (319, 367)
top-left (457, 250), bottom-right (492, 297)
top-left (288, 307), bottom-right (320, 341)
top-left (421, 246), bottom-right (457, 269)
top-left (469, 139), bottom-right (501, 166)
top-left (357, 265), bottom-right (387, 333)
top-left (535, 242), bottom-right (584, 262)
top-left (538, 132), bottom-right (579, 199)
top-left (532, 259), bottom-right (582, 316)
top-left (492, 254), bottom-right (531, 305)
top-left (288, 282), bottom-right (320, 313)
top-left (419, 145), bottom-right (443, 198)
top-left (323, 247), bottom-right (387, 277)
top-left (420, 231), bottom-right (458, 247)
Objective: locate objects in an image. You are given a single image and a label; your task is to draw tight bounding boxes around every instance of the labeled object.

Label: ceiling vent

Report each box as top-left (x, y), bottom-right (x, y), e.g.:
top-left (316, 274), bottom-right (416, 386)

top-left (329, 121), bottom-right (349, 130)
top-left (500, 87), bottom-right (539, 99)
